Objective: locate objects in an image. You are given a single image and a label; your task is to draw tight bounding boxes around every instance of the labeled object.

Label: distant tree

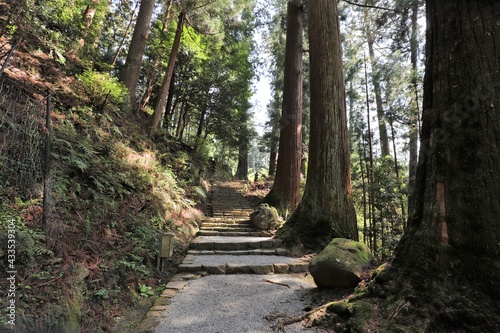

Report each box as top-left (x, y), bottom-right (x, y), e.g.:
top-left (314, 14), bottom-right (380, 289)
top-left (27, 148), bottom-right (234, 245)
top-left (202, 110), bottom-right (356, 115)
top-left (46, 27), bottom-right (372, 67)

top-left (346, 1), bottom-right (500, 331)
top-left (79, 0), bottom-right (101, 48)
top-left (262, 0), bottom-right (303, 213)
top-left (111, 1), bottom-right (140, 67)
top-left (138, 0), bottom-right (174, 114)
top-left (148, 0), bottom-right (253, 136)
top-left (266, 103), bottom-right (280, 177)
top-left (364, 1), bottom-right (390, 157)
top-left (263, 0), bottom-right (286, 178)
top-left (235, 131), bottom-right (250, 180)
top-left (149, 10), bottom-right (185, 136)
top-left (276, 0), bottom-right (358, 250)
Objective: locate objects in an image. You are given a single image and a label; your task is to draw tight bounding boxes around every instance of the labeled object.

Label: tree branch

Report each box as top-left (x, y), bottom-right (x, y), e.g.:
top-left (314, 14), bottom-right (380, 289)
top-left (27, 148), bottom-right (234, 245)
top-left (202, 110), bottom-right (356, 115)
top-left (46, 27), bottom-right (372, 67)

top-left (341, 0), bottom-right (399, 12)
top-left (193, 0), bottom-right (217, 11)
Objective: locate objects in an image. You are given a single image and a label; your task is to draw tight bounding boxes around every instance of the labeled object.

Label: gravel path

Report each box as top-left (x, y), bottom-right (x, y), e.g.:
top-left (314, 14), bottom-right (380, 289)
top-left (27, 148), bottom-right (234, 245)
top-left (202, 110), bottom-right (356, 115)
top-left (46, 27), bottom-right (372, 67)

top-left (154, 274), bottom-right (326, 333)
top-left (150, 182), bottom-right (329, 333)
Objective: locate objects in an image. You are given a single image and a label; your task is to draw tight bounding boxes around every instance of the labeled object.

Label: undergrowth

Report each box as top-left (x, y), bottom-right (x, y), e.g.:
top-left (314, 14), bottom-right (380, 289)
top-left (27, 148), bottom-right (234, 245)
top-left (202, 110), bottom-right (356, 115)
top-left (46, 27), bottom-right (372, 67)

top-left (0, 37), bottom-right (205, 332)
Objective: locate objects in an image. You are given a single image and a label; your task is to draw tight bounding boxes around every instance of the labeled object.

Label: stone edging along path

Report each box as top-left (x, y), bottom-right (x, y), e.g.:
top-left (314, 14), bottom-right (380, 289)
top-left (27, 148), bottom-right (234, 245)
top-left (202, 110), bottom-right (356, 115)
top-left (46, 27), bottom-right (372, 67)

top-left (136, 181), bottom-right (314, 332)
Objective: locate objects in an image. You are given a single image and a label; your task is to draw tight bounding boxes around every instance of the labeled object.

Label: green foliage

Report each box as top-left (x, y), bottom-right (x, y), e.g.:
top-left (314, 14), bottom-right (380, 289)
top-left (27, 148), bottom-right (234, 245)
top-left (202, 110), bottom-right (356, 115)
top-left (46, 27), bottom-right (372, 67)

top-left (0, 199), bottom-right (53, 269)
top-left (94, 288), bottom-right (110, 300)
top-left (138, 284), bottom-right (154, 298)
top-left (351, 151), bottom-right (408, 259)
top-left (76, 69), bottom-right (128, 110)
top-left (117, 255), bottom-right (150, 278)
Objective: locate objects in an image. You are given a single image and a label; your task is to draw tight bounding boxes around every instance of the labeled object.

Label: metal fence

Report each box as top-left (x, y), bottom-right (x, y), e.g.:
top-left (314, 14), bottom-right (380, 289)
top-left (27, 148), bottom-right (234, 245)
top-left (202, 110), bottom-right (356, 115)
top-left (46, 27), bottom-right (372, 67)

top-left (0, 75), bottom-right (51, 223)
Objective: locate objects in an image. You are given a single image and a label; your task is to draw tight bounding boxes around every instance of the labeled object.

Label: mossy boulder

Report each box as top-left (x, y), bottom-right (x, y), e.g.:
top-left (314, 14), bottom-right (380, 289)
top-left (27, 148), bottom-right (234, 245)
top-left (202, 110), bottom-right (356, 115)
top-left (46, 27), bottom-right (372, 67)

top-left (250, 204), bottom-right (283, 230)
top-left (309, 238), bottom-right (371, 288)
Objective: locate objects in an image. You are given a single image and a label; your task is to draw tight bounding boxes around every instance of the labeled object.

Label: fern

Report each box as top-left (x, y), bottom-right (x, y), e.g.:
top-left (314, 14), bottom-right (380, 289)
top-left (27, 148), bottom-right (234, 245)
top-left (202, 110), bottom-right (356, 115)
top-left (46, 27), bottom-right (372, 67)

top-left (72, 156), bottom-right (88, 172)
top-left (78, 142), bottom-right (97, 157)
top-left (33, 246), bottom-right (54, 257)
top-left (192, 186), bottom-right (207, 199)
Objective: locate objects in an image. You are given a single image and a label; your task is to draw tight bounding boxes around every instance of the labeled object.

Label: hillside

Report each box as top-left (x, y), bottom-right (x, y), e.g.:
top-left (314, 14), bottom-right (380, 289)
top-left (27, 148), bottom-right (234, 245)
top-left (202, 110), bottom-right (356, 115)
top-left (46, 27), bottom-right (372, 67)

top-left (0, 35), bottom-right (208, 332)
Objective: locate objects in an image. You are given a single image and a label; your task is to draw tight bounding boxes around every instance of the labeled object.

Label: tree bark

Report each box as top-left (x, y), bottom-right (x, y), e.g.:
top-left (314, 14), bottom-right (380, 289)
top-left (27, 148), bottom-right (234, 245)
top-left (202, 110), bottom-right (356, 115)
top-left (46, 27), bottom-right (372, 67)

top-left (138, 0), bottom-right (174, 114)
top-left (407, 0), bottom-right (420, 213)
top-left (119, 0), bottom-right (156, 105)
top-left (196, 107), bottom-right (207, 139)
top-left (149, 11), bottom-right (185, 136)
top-left (175, 100), bottom-right (187, 139)
top-left (276, 0), bottom-right (358, 250)
top-left (78, 0), bottom-right (100, 48)
top-left (163, 70), bottom-right (177, 130)
top-left (262, 0), bottom-right (303, 213)
top-left (364, 55), bottom-right (377, 253)
top-left (347, 1), bottom-right (500, 331)
top-left (268, 132), bottom-right (278, 177)
top-left (235, 139), bottom-right (249, 180)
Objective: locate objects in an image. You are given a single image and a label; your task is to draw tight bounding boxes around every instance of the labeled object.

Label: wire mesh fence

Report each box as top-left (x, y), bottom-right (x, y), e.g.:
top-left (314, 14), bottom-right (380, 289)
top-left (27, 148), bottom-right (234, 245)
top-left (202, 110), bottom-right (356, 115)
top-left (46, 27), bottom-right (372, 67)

top-left (0, 75), bottom-right (50, 203)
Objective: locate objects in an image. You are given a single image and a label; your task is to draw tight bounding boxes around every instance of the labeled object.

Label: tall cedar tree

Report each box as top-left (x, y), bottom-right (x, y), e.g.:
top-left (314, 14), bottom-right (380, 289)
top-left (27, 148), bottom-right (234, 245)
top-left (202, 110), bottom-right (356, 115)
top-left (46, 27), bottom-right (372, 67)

top-left (262, 0), bottom-right (303, 212)
top-left (150, 11), bottom-right (185, 136)
top-left (364, 1), bottom-right (390, 157)
top-left (407, 0), bottom-right (420, 207)
top-left (120, 0), bottom-right (156, 104)
top-left (346, 1), bottom-right (500, 331)
top-left (276, 0), bottom-right (357, 250)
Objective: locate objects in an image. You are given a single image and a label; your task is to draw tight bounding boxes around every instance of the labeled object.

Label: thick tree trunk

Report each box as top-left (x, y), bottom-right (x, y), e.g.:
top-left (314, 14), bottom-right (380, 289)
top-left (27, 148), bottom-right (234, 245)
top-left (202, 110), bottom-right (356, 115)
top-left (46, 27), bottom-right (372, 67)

top-left (276, 0), bottom-right (358, 250)
top-left (119, 0), bottom-right (156, 105)
top-left (150, 11), bottom-right (185, 136)
top-left (347, 1), bottom-right (500, 331)
top-left (262, 0), bottom-right (303, 213)
top-left (407, 0), bottom-right (420, 212)
top-left (268, 133), bottom-right (278, 177)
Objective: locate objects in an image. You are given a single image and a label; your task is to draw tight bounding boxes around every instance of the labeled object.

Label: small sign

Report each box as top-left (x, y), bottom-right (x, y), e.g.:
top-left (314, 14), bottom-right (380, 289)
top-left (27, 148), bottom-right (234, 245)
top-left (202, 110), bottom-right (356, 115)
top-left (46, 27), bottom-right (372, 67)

top-left (160, 232), bottom-right (175, 258)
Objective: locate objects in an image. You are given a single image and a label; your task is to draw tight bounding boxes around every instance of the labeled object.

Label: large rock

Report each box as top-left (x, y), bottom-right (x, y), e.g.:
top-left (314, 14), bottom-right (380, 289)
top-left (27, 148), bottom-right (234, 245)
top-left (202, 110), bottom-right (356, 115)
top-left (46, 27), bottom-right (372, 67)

top-left (249, 204), bottom-right (282, 230)
top-left (309, 238), bottom-right (371, 288)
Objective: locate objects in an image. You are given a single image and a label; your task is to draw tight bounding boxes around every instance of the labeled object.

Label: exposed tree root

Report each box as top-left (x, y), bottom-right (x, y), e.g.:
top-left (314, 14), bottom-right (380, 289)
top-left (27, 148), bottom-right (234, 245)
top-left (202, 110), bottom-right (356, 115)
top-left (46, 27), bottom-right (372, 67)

top-left (265, 305), bottom-right (328, 332)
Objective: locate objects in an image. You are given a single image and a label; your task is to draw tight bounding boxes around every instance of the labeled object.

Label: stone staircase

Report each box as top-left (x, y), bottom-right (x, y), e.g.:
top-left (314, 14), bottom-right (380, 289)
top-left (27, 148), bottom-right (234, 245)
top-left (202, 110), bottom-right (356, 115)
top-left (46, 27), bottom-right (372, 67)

top-left (178, 181), bottom-right (309, 275)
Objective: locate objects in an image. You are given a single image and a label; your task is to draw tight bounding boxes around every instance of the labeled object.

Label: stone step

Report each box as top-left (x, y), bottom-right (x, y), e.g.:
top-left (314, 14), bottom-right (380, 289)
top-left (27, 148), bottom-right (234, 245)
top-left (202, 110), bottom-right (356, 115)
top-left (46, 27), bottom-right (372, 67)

top-left (201, 222), bottom-right (252, 228)
top-left (201, 218), bottom-right (250, 224)
top-left (212, 212), bottom-right (251, 217)
top-left (178, 254), bottom-right (310, 275)
top-left (200, 226), bottom-right (255, 232)
top-left (189, 236), bottom-right (283, 251)
top-left (197, 230), bottom-right (268, 237)
top-left (187, 248), bottom-right (289, 256)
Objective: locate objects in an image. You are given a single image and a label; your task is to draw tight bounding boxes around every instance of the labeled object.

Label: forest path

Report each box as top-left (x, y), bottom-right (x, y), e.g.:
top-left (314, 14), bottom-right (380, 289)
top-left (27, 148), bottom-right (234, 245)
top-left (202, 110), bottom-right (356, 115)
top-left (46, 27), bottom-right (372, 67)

top-left (138, 180), bottom-right (326, 333)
